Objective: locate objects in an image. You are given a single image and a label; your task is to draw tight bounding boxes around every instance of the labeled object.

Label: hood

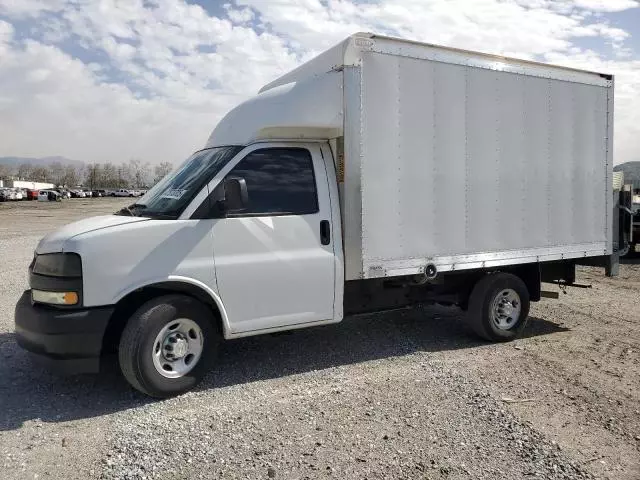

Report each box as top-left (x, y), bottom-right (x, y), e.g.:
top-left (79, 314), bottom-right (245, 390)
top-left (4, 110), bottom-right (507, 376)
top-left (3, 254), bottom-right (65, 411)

top-left (36, 215), bottom-right (149, 254)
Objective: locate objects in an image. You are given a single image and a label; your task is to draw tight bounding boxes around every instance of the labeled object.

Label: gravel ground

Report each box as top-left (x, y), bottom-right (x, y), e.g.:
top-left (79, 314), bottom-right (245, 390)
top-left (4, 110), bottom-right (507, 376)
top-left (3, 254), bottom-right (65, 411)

top-left (0, 198), bottom-right (638, 479)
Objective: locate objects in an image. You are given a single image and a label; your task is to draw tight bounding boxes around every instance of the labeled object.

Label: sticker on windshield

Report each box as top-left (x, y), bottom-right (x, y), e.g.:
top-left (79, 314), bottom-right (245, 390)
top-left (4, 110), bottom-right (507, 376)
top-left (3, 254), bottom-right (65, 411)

top-left (160, 188), bottom-right (187, 200)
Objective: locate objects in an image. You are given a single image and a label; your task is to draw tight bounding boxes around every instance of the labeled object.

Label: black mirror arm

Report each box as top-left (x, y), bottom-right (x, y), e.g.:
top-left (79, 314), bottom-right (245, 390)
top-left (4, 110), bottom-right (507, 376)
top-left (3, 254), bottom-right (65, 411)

top-left (224, 177), bottom-right (249, 212)
top-left (214, 198), bottom-right (228, 217)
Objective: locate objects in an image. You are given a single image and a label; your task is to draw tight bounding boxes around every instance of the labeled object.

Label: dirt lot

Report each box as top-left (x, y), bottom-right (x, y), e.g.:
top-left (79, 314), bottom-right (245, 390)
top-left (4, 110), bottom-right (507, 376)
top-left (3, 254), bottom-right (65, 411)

top-left (0, 198), bottom-right (638, 480)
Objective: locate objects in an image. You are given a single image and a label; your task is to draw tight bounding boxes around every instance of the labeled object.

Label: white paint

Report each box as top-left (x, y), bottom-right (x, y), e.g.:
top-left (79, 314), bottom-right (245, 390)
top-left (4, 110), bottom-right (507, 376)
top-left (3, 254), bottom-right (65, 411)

top-left (36, 215), bottom-right (148, 254)
top-left (206, 70), bottom-right (344, 148)
top-left (31, 34), bottom-right (612, 340)
top-left (356, 44), bottom-right (611, 279)
top-left (4, 180), bottom-right (55, 190)
top-left (210, 143), bottom-right (336, 333)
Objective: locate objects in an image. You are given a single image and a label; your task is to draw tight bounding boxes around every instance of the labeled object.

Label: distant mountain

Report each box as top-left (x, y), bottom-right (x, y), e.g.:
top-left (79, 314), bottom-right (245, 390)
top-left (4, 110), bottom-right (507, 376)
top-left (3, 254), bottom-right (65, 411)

top-left (0, 156), bottom-right (85, 169)
top-left (613, 161), bottom-right (640, 183)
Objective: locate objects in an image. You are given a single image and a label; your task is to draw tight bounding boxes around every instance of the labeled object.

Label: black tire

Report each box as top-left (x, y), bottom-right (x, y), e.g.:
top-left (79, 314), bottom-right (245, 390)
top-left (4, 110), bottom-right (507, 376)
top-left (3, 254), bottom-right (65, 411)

top-left (619, 243), bottom-right (631, 258)
top-left (621, 242), bottom-right (636, 258)
top-left (467, 272), bottom-right (530, 342)
top-left (118, 294), bottom-right (219, 398)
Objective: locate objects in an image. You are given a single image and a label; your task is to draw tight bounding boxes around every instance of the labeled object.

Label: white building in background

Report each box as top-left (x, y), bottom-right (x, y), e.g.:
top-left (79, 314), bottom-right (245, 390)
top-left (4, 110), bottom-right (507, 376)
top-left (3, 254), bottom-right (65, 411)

top-left (2, 180), bottom-right (55, 190)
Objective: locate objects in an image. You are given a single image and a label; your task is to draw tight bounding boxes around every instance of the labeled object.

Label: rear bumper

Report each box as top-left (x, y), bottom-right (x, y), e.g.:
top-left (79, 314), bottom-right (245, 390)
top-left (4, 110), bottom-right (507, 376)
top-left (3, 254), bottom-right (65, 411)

top-left (14, 291), bottom-right (114, 374)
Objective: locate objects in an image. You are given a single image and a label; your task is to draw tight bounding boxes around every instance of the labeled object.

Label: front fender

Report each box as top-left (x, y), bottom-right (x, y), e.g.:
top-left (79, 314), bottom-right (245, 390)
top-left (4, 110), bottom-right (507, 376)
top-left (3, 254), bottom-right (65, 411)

top-left (113, 275), bottom-right (232, 339)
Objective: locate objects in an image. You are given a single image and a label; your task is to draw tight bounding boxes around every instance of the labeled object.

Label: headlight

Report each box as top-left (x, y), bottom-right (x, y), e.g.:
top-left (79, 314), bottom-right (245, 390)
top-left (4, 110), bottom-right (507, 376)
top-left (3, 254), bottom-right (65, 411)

top-left (31, 253), bottom-right (82, 277)
top-left (32, 290), bottom-right (79, 306)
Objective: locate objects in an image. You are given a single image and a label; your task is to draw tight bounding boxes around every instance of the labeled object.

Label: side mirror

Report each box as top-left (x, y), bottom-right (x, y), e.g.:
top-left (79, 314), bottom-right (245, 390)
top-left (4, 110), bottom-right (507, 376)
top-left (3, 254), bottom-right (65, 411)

top-left (223, 177), bottom-right (249, 212)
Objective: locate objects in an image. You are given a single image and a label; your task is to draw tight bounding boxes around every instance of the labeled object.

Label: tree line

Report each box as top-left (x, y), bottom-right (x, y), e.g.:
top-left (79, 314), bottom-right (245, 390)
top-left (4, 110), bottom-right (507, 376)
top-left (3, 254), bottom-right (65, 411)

top-left (0, 159), bottom-right (174, 189)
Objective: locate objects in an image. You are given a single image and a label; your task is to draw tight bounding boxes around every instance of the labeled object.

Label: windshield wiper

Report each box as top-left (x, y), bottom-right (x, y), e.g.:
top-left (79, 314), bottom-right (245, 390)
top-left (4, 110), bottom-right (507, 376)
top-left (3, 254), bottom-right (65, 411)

top-left (116, 206), bottom-right (135, 216)
top-left (116, 203), bottom-right (148, 217)
top-left (143, 211), bottom-right (178, 220)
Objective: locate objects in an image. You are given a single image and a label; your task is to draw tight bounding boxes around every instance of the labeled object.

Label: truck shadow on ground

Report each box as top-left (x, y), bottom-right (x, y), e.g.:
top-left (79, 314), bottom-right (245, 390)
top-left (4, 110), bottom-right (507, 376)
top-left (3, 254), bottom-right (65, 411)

top-left (0, 307), bottom-right (568, 431)
top-left (620, 256), bottom-right (640, 265)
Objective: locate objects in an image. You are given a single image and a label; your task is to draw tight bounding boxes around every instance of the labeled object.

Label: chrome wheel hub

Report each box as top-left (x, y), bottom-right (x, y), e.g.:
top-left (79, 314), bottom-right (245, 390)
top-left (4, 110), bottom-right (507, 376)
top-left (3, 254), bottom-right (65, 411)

top-left (163, 333), bottom-right (189, 359)
top-left (152, 318), bottom-right (204, 379)
top-left (490, 289), bottom-right (521, 330)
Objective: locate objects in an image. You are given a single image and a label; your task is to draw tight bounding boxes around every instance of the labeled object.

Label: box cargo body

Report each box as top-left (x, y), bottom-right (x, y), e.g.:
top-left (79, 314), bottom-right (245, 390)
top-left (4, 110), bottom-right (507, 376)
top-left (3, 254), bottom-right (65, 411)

top-left (215, 33), bottom-right (614, 281)
top-left (356, 43), bottom-right (612, 280)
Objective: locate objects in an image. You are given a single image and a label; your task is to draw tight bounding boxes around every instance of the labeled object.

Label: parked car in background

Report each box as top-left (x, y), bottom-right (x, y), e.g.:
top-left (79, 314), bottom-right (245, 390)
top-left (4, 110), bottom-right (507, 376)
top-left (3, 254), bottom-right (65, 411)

top-left (83, 189), bottom-right (94, 198)
top-left (26, 189), bottom-right (39, 201)
top-left (70, 190), bottom-right (86, 198)
top-left (4, 189), bottom-right (18, 200)
top-left (95, 189), bottom-right (107, 197)
top-left (114, 189), bottom-right (135, 197)
top-left (0, 188), bottom-right (8, 201)
top-left (54, 188), bottom-right (71, 199)
top-left (37, 190), bottom-right (60, 202)
top-left (12, 189), bottom-right (24, 201)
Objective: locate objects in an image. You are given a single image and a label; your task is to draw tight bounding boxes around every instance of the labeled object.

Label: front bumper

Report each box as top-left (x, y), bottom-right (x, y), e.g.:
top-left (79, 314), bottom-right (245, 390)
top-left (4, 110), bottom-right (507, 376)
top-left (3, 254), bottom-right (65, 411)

top-left (14, 290), bottom-right (114, 374)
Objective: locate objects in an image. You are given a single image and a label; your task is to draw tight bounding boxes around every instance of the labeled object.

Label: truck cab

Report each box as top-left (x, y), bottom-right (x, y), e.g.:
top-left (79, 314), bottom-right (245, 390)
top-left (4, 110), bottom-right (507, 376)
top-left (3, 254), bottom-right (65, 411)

top-left (15, 140), bottom-right (344, 397)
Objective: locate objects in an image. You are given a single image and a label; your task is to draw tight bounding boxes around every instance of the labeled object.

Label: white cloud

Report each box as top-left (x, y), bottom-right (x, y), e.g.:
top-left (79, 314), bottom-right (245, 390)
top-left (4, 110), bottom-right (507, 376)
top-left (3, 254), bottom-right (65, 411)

top-left (0, 19), bottom-right (12, 57)
top-left (0, 0), bottom-right (66, 17)
top-left (571, 0), bottom-right (639, 12)
top-left (0, 0), bottom-right (638, 165)
top-left (514, 0), bottom-right (639, 13)
top-left (0, 40), bottom-right (214, 164)
top-left (224, 4), bottom-right (255, 24)
top-left (0, 18), bottom-right (12, 41)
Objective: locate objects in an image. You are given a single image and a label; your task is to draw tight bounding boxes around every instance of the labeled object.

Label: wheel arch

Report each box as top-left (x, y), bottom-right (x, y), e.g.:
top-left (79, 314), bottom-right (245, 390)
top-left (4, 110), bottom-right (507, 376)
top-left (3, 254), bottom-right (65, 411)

top-left (102, 277), bottom-right (230, 354)
top-left (467, 264), bottom-right (540, 302)
top-left (506, 263), bottom-right (541, 302)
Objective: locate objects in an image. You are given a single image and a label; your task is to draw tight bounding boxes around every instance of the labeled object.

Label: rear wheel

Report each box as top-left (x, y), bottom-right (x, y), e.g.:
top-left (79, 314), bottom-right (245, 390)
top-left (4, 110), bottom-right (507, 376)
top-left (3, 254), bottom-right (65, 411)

top-left (621, 242), bottom-right (636, 258)
top-left (118, 294), bottom-right (218, 398)
top-left (467, 272), bottom-right (530, 342)
top-left (619, 243), bottom-right (631, 258)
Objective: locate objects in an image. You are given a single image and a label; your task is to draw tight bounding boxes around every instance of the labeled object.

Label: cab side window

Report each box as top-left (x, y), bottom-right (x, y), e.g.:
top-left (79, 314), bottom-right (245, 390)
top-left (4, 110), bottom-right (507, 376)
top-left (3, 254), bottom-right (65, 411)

top-left (226, 148), bottom-right (319, 216)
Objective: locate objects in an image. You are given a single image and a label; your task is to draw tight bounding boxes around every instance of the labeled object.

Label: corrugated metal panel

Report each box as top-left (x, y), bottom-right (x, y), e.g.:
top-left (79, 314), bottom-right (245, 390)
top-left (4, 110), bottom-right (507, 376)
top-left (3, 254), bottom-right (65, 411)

top-left (343, 67), bottom-right (365, 280)
top-left (360, 51), bottom-right (610, 277)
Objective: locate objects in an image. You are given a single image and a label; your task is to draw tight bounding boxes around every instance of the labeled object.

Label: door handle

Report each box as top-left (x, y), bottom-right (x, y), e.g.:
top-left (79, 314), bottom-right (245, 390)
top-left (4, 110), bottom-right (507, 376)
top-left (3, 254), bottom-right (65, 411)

top-left (320, 220), bottom-right (331, 245)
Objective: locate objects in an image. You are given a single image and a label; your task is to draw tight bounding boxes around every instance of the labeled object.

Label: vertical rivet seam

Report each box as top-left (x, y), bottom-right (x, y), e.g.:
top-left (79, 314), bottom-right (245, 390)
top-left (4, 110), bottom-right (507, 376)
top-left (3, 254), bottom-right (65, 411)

top-left (397, 58), bottom-right (403, 255)
top-left (464, 66), bottom-right (470, 251)
top-left (547, 78), bottom-right (552, 245)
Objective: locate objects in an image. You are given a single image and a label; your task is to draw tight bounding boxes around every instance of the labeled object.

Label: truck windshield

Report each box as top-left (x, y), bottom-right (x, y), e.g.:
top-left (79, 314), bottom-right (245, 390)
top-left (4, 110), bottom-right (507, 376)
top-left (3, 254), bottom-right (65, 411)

top-left (117, 146), bottom-right (242, 219)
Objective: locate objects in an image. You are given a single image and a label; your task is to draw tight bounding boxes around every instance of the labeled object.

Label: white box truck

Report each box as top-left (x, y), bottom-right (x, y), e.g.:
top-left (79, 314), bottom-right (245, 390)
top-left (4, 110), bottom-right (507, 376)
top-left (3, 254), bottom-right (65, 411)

top-left (15, 33), bottom-right (617, 397)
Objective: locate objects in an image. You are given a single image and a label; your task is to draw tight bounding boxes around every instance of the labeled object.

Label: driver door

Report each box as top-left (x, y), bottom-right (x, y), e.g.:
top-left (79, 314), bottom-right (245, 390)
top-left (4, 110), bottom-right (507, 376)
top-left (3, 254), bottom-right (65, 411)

top-left (211, 144), bottom-right (336, 334)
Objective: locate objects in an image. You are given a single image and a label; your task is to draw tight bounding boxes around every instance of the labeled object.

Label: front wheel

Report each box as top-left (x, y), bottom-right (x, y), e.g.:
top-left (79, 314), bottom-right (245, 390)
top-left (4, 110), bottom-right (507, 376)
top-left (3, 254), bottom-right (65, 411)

top-left (467, 272), bottom-right (530, 342)
top-left (118, 294), bottom-right (219, 398)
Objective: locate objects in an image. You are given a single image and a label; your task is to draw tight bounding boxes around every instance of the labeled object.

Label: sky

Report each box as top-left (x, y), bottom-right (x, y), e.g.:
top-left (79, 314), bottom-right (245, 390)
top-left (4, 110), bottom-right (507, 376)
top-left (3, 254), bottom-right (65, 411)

top-left (0, 0), bottom-right (638, 166)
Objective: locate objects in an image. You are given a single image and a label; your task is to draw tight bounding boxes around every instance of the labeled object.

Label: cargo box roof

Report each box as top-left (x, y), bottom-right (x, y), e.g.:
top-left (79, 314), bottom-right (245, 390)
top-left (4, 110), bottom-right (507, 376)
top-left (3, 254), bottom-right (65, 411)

top-left (206, 32), bottom-right (611, 148)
